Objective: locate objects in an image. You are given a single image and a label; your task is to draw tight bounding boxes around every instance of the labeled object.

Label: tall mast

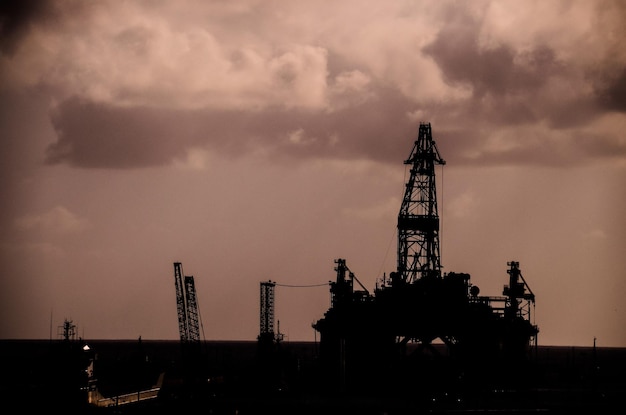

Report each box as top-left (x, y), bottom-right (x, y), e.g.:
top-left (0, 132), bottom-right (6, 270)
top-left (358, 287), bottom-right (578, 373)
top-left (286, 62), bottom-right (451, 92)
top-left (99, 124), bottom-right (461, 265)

top-left (396, 122), bottom-right (445, 283)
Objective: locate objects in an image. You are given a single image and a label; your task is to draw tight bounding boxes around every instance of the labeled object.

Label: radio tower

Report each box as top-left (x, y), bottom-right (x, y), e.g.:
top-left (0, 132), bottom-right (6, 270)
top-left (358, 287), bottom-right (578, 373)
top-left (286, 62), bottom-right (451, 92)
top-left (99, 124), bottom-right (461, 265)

top-left (396, 122), bottom-right (445, 283)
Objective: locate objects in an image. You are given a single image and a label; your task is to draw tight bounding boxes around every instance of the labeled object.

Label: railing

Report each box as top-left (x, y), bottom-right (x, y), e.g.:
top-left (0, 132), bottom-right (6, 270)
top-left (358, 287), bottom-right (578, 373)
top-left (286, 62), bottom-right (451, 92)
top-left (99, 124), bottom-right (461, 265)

top-left (89, 387), bottom-right (160, 407)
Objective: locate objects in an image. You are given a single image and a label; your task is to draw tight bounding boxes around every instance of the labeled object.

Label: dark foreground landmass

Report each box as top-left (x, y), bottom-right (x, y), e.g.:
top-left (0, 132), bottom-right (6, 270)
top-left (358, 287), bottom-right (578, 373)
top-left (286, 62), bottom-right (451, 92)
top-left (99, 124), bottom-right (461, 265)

top-left (1, 339), bottom-right (624, 414)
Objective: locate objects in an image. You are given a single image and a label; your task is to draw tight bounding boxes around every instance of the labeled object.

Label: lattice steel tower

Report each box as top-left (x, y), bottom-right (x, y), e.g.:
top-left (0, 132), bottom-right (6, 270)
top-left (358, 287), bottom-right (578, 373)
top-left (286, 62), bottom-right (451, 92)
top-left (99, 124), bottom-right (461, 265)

top-left (396, 122), bottom-right (446, 283)
top-left (259, 281), bottom-right (276, 341)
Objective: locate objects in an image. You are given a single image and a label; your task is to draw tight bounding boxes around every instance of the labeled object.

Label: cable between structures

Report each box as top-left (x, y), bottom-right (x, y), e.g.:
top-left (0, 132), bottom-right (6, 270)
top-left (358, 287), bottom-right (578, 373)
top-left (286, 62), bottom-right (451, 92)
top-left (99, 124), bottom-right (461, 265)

top-left (274, 282), bottom-right (330, 288)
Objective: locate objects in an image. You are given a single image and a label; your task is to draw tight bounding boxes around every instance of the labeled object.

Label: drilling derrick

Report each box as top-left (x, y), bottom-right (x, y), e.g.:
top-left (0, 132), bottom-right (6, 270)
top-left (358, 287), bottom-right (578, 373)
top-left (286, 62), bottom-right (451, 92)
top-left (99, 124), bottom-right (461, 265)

top-left (397, 122), bottom-right (446, 283)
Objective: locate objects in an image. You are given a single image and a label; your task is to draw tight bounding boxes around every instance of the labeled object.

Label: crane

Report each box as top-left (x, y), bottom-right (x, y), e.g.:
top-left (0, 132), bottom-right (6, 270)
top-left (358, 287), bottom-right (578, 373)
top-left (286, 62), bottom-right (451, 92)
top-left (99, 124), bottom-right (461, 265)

top-left (173, 262), bottom-right (204, 385)
top-left (173, 262), bottom-right (201, 344)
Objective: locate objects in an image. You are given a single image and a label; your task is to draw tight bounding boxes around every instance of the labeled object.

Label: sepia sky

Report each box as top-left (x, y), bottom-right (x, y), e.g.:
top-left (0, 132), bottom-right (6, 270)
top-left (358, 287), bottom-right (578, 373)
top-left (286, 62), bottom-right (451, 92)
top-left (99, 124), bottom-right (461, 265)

top-left (1, 0), bottom-right (625, 347)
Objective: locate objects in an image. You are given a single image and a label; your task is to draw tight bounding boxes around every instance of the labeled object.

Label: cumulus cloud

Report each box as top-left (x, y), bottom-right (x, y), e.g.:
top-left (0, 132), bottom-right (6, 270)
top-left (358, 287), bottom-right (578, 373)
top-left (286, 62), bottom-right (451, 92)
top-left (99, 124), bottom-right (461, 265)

top-left (45, 85), bottom-right (418, 168)
top-left (1, 1), bottom-right (330, 110)
top-left (15, 205), bottom-right (91, 234)
top-left (0, 0), bottom-right (55, 56)
top-left (173, 147), bottom-right (212, 171)
top-left (421, 2), bottom-right (623, 131)
top-left (2, 0), bottom-right (625, 169)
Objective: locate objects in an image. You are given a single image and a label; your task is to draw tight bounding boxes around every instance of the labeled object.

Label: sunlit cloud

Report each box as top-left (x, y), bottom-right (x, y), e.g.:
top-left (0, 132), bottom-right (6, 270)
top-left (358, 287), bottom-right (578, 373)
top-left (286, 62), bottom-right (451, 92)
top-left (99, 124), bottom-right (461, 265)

top-left (15, 206), bottom-right (92, 234)
top-left (446, 190), bottom-right (478, 219)
top-left (327, 70), bottom-right (374, 111)
top-left (1, 0), bottom-right (623, 170)
top-left (173, 147), bottom-right (212, 171)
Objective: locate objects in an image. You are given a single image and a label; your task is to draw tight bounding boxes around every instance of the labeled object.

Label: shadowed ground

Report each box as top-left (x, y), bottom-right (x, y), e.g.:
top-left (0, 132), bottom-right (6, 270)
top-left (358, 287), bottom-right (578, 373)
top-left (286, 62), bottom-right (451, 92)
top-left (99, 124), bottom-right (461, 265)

top-left (1, 339), bottom-right (624, 414)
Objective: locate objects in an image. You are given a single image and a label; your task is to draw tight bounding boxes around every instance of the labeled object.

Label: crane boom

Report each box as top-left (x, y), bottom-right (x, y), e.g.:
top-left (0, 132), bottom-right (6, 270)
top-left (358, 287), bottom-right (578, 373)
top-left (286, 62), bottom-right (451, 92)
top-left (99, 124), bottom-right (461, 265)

top-left (174, 262), bottom-right (188, 342)
top-left (184, 276), bottom-right (201, 342)
top-left (173, 262), bottom-right (201, 343)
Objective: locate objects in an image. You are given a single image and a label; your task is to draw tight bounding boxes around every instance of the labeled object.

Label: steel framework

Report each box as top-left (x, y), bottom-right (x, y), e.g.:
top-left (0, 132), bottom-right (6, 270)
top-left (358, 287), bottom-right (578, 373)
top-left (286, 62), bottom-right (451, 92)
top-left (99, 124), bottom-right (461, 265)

top-left (397, 122), bottom-right (446, 283)
top-left (259, 280), bottom-right (276, 338)
top-left (173, 262), bottom-right (201, 344)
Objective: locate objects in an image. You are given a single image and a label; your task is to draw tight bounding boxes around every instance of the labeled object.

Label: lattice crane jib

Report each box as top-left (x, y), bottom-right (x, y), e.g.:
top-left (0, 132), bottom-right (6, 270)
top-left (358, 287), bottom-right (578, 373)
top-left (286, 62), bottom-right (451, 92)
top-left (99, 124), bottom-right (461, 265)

top-left (184, 276), bottom-right (201, 343)
top-left (173, 262), bottom-right (188, 342)
top-left (173, 262), bottom-right (201, 344)
top-left (397, 123), bottom-right (446, 283)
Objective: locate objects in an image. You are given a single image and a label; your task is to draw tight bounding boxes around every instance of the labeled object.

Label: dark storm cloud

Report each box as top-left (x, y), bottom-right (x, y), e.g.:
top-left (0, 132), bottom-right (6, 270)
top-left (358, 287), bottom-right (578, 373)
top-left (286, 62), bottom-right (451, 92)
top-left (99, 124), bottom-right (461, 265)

top-left (422, 9), bottom-right (580, 130)
top-left (0, 0), bottom-right (49, 55)
top-left (414, 4), bottom-right (626, 167)
top-left (46, 77), bottom-right (626, 170)
top-left (48, 98), bottom-right (191, 169)
top-left (13, 0), bottom-right (623, 170)
top-left (594, 68), bottom-right (626, 112)
top-left (423, 16), bottom-right (562, 100)
top-left (46, 87), bottom-right (417, 169)
top-left (575, 130), bottom-right (626, 160)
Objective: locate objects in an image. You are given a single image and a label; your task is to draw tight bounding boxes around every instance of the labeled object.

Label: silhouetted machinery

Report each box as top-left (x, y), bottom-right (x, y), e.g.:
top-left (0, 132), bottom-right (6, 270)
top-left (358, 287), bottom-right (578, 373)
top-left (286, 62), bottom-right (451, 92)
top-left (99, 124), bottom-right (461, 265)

top-left (314, 123), bottom-right (538, 393)
top-left (259, 281), bottom-right (277, 345)
top-left (174, 262), bottom-right (201, 344)
top-left (173, 262), bottom-right (203, 381)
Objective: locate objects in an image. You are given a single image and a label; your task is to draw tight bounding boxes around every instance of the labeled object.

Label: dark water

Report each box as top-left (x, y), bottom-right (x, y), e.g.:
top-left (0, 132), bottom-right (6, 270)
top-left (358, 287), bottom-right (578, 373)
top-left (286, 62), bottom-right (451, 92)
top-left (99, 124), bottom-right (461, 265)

top-left (1, 339), bottom-right (624, 414)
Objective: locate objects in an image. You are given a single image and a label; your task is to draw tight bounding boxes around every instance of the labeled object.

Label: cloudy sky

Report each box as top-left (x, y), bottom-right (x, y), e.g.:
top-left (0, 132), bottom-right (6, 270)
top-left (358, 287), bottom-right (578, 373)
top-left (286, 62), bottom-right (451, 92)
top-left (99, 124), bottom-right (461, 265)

top-left (1, 0), bottom-right (624, 347)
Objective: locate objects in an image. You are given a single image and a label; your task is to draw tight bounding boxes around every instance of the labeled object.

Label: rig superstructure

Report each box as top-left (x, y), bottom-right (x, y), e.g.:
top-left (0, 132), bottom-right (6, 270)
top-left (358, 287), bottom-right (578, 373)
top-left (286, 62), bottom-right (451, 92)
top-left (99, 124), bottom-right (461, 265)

top-left (313, 123), bottom-right (538, 393)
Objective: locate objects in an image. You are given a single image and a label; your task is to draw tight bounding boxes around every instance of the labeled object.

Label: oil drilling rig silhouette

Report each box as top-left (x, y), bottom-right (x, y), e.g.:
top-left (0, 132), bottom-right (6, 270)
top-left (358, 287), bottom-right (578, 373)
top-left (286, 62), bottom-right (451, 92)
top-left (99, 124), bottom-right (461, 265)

top-left (312, 122), bottom-right (538, 392)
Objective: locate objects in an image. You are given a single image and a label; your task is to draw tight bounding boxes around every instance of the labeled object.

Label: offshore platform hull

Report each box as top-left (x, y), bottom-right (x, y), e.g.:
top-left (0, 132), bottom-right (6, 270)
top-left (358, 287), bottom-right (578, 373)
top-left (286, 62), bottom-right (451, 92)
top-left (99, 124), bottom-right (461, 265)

top-left (315, 271), bottom-right (538, 393)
